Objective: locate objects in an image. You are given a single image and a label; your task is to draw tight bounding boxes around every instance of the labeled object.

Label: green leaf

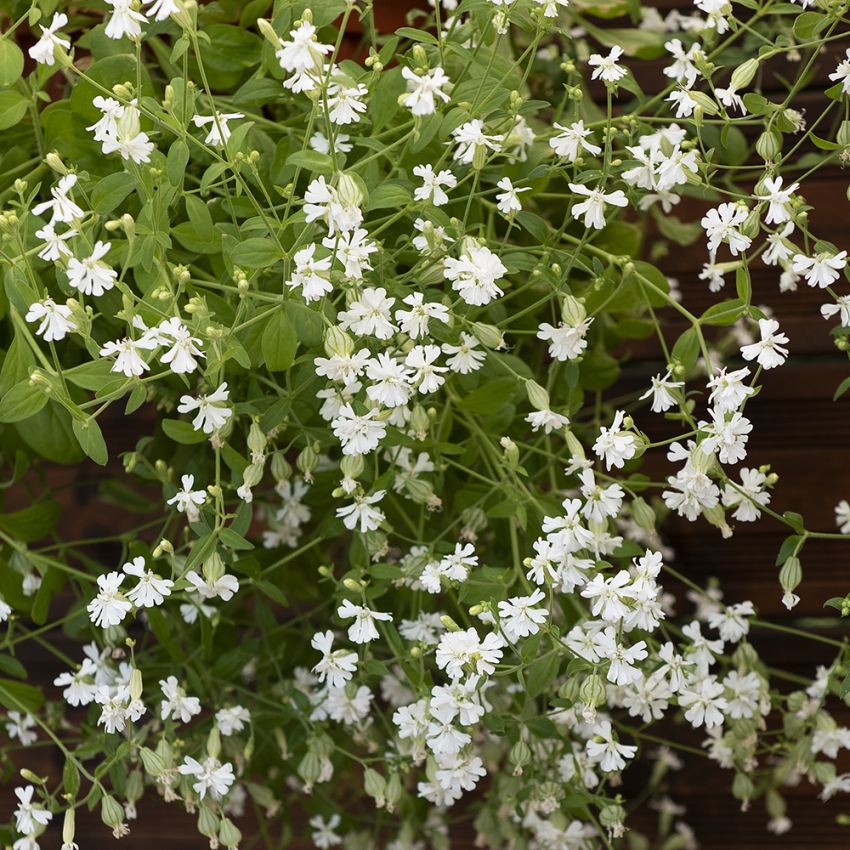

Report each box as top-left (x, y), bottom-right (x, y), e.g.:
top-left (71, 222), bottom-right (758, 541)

top-left (220, 527), bottom-right (254, 551)
top-left (0, 379), bottom-right (48, 423)
top-left (396, 27), bottom-right (439, 45)
top-left (0, 39), bottom-right (25, 86)
top-left (162, 418), bottom-right (207, 444)
top-left (91, 171), bottom-right (137, 214)
top-left (72, 418), bottom-right (108, 465)
top-left (525, 649), bottom-right (560, 698)
top-left (367, 181), bottom-right (412, 211)
top-left (458, 378), bottom-right (516, 414)
top-left (285, 150), bottom-right (334, 174)
top-left (671, 327), bottom-right (700, 372)
top-left (63, 759), bottom-right (81, 797)
top-left (284, 300), bottom-right (324, 348)
top-left (700, 298), bottom-right (746, 326)
top-left (0, 500), bottom-right (61, 542)
top-left (0, 91), bottom-right (29, 131)
top-left (261, 310), bottom-right (298, 371)
top-left (735, 265), bottom-right (751, 305)
top-left (0, 679), bottom-right (44, 714)
top-left (231, 237), bottom-right (283, 268)
top-left (0, 654), bottom-right (26, 679)
top-left (167, 139), bottom-right (190, 186)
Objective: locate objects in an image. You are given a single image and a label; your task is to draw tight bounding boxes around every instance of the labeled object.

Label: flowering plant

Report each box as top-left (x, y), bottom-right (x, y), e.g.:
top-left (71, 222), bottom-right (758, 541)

top-left (2, 0), bottom-right (850, 847)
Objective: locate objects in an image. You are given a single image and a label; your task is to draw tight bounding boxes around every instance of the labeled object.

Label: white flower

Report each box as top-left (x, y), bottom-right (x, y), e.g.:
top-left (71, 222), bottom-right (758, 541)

top-left (721, 467), bottom-right (771, 522)
top-left (581, 570), bottom-right (636, 622)
top-left (178, 383), bottom-right (233, 434)
top-left (829, 48), bottom-right (850, 95)
top-left (495, 177), bottom-right (530, 216)
top-left (160, 675), bottom-right (202, 723)
top-left (337, 598), bottom-right (392, 643)
top-left (67, 241), bottom-right (117, 296)
top-left (740, 318), bottom-right (789, 369)
top-left (336, 490), bottom-right (387, 532)
top-left (323, 228), bottom-right (377, 281)
top-left (87, 571), bottom-right (132, 628)
top-left (405, 344), bottom-right (447, 393)
top-left (663, 38), bottom-right (701, 88)
top-left (327, 77), bottom-right (369, 125)
top-left (700, 409), bottom-right (752, 464)
top-left (667, 88), bottom-right (700, 117)
top-left (700, 203), bottom-right (751, 255)
top-left (146, 0), bottom-right (181, 21)
top-left (104, 0), bottom-right (148, 39)
top-left (100, 335), bottom-right (158, 377)
top-left (32, 174), bottom-right (84, 224)
top-left (755, 176), bottom-right (798, 225)
top-left (497, 589), bottom-right (548, 641)
top-left (158, 317), bottom-right (205, 374)
top-left (569, 183), bottom-right (628, 230)
top-left (14, 785), bottom-right (52, 835)
top-left (167, 473), bottom-right (207, 521)
top-left (216, 705), bottom-right (250, 736)
top-left (585, 720), bottom-right (637, 772)
top-left (35, 222), bottom-right (77, 261)
top-left (526, 408), bottom-right (569, 433)
top-left (593, 410), bottom-right (638, 470)
top-left (185, 570), bottom-right (240, 601)
top-left (124, 556), bottom-right (173, 607)
top-left (436, 628), bottom-right (504, 679)
top-left (275, 20), bottom-right (332, 79)
top-left (309, 131), bottom-right (352, 154)
top-left (679, 675), bottom-right (728, 728)
top-left (442, 332), bottom-right (486, 373)
top-left (707, 600), bottom-right (754, 643)
top-left (707, 366), bottom-right (754, 412)
top-left (310, 814), bottom-right (343, 849)
top-left (26, 299), bottom-right (76, 342)
top-left (286, 243), bottom-right (333, 302)
top-left (836, 499), bottom-right (850, 533)
top-left (331, 404), bottom-right (387, 455)
top-left (413, 164), bottom-right (457, 206)
top-left (178, 755), bottom-right (235, 800)
top-left (28, 13), bottom-right (71, 65)
top-left (588, 46), bottom-right (627, 82)
top-left (395, 292), bottom-right (450, 339)
top-left (451, 119), bottom-right (500, 164)
top-left (792, 251), bottom-right (847, 288)
top-left (443, 243), bottom-right (506, 305)
top-left (303, 176), bottom-right (363, 235)
top-left (534, 0), bottom-right (570, 16)
top-left (365, 354), bottom-right (412, 408)
top-left (87, 96), bottom-right (125, 142)
top-left (5, 712), bottom-right (37, 746)
top-left (338, 287), bottom-right (397, 339)
top-left (311, 630), bottom-right (358, 688)
top-left (192, 112), bottom-right (244, 146)
top-left (100, 101), bottom-right (154, 163)
top-left (401, 66), bottom-right (451, 115)
top-left (549, 120), bottom-right (601, 161)
top-left (640, 372), bottom-right (683, 412)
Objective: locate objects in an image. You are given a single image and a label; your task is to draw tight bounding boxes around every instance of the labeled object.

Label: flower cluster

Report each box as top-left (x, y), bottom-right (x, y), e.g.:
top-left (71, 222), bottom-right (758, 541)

top-left (1, 0), bottom-right (850, 848)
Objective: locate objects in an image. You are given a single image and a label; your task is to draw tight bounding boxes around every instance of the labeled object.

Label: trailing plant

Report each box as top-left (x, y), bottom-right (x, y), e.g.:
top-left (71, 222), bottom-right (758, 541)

top-left (2, 0), bottom-right (850, 847)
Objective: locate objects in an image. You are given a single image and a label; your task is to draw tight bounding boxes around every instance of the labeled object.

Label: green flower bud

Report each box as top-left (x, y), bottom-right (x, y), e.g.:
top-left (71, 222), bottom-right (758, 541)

top-left (139, 747), bottom-right (166, 777)
top-left (197, 804), bottom-right (219, 841)
top-left (732, 772), bottom-right (754, 802)
top-left (100, 794), bottom-right (125, 830)
top-left (298, 751), bottom-right (322, 790)
top-left (756, 129), bottom-right (782, 161)
top-left (324, 325), bottom-right (354, 358)
top-left (508, 740), bottom-right (532, 775)
top-left (471, 321), bottom-right (504, 349)
top-left (525, 379), bottom-right (550, 411)
top-left (631, 496), bottom-right (656, 531)
top-left (364, 768), bottom-right (387, 806)
top-left (219, 816), bottom-right (242, 849)
top-left (730, 58), bottom-right (759, 91)
top-left (62, 808), bottom-right (76, 846)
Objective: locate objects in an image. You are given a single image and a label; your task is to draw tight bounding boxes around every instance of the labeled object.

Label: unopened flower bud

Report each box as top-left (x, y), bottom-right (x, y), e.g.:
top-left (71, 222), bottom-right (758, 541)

top-left (324, 325), bottom-right (354, 358)
top-left (730, 58), bottom-right (759, 91)
top-left (525, 379), bottom-right (550, 411)
top-left (471, 322), bottom-right (504, 349)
